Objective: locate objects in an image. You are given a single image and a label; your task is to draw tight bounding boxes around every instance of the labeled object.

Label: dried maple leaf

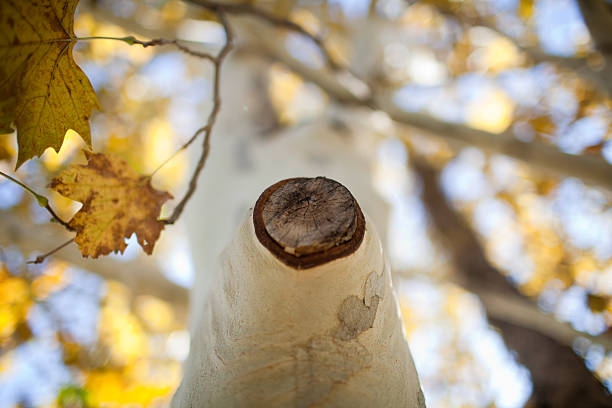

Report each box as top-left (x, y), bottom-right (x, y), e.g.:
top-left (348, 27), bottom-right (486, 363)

top-left (0, 0), bottom-right (100, 168)
top-left (49, 151), bottom-right (172, 258)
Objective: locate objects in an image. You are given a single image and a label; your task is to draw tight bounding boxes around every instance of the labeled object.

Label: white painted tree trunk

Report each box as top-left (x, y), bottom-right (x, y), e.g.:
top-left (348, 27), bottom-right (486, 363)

top-left (172, 207), bottom-right (424, 407)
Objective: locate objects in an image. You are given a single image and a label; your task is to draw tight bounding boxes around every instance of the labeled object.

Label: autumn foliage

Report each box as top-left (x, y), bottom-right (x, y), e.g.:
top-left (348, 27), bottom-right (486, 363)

top-left (2, 0), bottom-right (612, 406)
top-left (50, 151), bottom-right (171, 258)
top-left (0, 0), bottom-right (99, 168)
top-left (1, 0), bottom-right (173, 258)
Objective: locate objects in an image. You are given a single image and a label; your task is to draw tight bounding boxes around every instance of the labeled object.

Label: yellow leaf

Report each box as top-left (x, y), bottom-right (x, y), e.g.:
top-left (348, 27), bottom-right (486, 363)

top-left (49, 151), bottom-right (172, 258)
top-left (0, 0), bottom-right (100, 168)
top-left (518, 0), bottom-right (534, 20)
top-left (0, 134), bottom-right (14, 163)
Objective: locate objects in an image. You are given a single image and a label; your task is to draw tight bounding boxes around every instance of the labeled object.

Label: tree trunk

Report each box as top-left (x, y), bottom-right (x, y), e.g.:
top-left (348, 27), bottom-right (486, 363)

top-left (181, 52), bottom-right (390, 330)
top-left (172, 177), bottom-right (424, 407)
top-left (411, 157), bottom-right (612, 407)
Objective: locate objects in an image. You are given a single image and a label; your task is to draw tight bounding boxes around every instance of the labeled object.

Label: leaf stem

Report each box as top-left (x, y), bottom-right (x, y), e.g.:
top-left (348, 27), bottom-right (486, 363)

top-left (0, 170), bottom-right (48, 207)
top-left (75, 35), bottom-right (138, 44)
top-left (0, 170), bottom-right (73, 231)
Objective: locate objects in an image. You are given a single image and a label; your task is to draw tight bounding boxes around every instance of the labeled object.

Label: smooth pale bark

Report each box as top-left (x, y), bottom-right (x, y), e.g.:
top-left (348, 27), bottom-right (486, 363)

top-left (172, 208), bottom-right (424, 407)
top-left (182, 53), bottom-right (390, 330)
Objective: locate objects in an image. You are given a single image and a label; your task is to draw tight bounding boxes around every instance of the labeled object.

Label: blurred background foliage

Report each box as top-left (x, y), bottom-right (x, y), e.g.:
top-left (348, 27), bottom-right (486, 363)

top-left (1, 0), bottom-right (612, 406)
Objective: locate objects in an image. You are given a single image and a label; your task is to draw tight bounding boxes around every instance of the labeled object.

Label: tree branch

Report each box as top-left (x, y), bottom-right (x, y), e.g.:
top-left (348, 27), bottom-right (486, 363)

top-left (577, 0), bottom-right (612, 55)
top-left (410, 155), bottom-right (612, 406)
top-left (0, 170), bottom-right (75, 231)
top-left (187, 0), bottom-right (342, 71)
top-left (430, 4), bottom-right (612, 97)
top-left (183, 3), bottom-right (610, 189)
top-left (128, 37), bottom-right (217, 62)
top-left (163, 11), bottom-right (234, 225)
top-left (27, 238), bottom-right (74, 264)
top-left (524, 47), bottom-right (612, 96)
top-left (83, 1), bottom-right (230, 226)
top-left (240, 27), bottom-right (612, 190)
top-left (493, 318), bottom-right (612, 407)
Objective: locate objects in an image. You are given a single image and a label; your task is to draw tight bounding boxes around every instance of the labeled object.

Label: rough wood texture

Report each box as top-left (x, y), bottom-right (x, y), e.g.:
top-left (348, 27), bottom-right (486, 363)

top-left (254, 177), bottom-right (365, 269)
top-left (262, 177), bottom-right (357, 256)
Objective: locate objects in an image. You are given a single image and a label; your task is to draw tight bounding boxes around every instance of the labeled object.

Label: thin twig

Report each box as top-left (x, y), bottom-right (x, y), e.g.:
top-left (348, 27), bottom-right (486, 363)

top-left (103, 1), bottom-right (370, 225)
top-left (129, 37), bottom-right (218, 62)
top-left (0, 170), bottom-right (73, 231)
top-left (150, 125), bottom-right (209, 177)
top-left (75, 35), bottom-right (219, 62)
top-left (37, 36), bottom-right (219, 63)
top-left (26, 238), bottom-right (75, 264)
top-left (163, 11), bottom-right (234, 225)
top-left (190, 0), bottom-right (341, 71)
top-left (44, 204), bottom-right (74, 231)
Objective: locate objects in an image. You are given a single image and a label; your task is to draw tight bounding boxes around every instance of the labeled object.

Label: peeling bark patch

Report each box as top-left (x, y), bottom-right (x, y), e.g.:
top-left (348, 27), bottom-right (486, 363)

top-left (292, 271), bottom-right (384, 405)
top-left (334, 270), bottom-right (384, 341)
top-left (295, 336), bottom-right (371, 408)
top-left (335, 295), bottom-right (380, 341)
top-left (364, 270), bottom-right (385, 307)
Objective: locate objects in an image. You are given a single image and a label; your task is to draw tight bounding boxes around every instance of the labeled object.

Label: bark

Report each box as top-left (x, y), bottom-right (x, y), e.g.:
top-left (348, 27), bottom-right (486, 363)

top-left (172, 178), bottom-right (424, 407)
top-left (238, 19), bottom-right (612, 191)
top-left (577, 1), bottom-right (612, 55)
top-left (493, 319), bottom-right (612, 408)
top-left (411, 157), bottom-right (612, 407)
top-left (253, 177), bottom-right (365, 268)
top-left (180, 51), bottom-right (390, 329)
top-left (575, 0), bottom-right (612, 97)
top-left (88, 5), bottom-right (612, 190)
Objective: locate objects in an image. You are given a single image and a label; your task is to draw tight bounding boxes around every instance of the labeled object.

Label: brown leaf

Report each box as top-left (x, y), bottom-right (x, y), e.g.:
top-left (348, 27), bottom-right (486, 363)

top-left (49, 151), bottom-right (172, 258)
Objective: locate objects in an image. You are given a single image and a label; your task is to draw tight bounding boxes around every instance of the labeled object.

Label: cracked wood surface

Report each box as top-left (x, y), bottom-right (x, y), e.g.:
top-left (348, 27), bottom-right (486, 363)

top-left (254, 177), bottom-right (365, 269)
top-left (262, 177), bottom-right (357, 256)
